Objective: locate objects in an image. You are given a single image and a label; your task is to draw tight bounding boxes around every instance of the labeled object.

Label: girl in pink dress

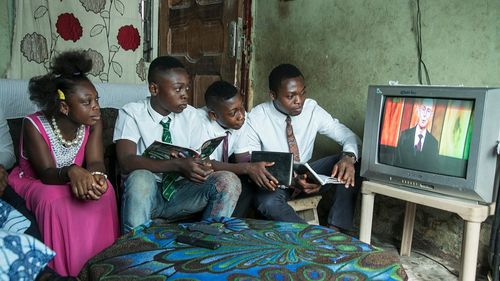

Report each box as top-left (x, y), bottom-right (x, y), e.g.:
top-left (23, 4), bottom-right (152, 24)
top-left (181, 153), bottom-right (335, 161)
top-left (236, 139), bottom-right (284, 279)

top-left (8, 51), bottom-right (119, 276)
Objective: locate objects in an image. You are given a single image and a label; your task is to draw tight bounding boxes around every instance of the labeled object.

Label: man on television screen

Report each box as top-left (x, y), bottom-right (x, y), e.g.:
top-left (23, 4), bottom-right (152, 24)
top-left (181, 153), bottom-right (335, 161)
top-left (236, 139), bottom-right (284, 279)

top-left (394, 98), bottom-right (439, 171)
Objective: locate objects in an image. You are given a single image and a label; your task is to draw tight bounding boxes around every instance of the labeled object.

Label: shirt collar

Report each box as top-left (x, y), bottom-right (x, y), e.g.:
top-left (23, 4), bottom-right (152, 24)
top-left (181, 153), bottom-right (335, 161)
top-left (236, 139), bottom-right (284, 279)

top-left (147, 98), bottom-right (174, 123)
top-left (268, 101), bottom-right (290, 121)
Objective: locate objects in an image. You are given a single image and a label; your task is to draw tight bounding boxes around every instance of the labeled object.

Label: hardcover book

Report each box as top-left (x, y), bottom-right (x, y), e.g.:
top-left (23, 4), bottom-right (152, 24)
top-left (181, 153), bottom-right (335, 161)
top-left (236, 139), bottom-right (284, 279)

top-left (250, 151), bottom-right (294, 187)
top-left (143, 135), bottom-right (225, 160)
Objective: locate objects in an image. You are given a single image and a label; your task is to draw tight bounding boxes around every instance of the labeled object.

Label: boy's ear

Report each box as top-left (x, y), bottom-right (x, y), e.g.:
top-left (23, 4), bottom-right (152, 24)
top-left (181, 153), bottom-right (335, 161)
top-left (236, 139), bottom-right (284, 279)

top-left (60, 101), bottom-right (69, 116)
top-left (149, 82), bottom-right (158, 96)
top-left (269, 91), bottom-right (277, 100)
top-left (207, 109), bottom-right (218, 121)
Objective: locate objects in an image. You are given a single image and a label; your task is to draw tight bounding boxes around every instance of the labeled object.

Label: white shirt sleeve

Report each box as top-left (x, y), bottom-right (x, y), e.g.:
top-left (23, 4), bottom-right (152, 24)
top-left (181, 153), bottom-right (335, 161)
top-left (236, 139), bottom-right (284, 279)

top-left (245, 113), bottom-right (263, 152)
top-left (315, 104), bottom-right (362, 158)
top-left (232, 123), bottom-right (250, 155)
top-left (0, 109), bottom-right (16, 169)
top-left (113, 106), bottom-right (141, 144)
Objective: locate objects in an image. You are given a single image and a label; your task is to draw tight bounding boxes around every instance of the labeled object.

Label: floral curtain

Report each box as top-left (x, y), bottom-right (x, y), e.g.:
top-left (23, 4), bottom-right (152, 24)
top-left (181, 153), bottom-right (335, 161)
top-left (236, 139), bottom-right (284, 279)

top-left (7, 0), bottom-right (146, 84)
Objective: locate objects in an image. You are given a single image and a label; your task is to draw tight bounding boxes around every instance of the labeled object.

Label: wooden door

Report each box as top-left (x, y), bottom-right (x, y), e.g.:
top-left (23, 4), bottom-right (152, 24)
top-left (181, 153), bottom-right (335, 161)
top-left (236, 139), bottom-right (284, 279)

top-left (159, 0), bottom-right (251, 108)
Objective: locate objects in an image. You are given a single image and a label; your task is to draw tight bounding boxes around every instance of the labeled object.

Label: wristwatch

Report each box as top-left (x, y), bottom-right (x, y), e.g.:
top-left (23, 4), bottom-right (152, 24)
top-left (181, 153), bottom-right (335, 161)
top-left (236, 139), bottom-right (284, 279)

top-left (341, 151), bottom-right (357, 163)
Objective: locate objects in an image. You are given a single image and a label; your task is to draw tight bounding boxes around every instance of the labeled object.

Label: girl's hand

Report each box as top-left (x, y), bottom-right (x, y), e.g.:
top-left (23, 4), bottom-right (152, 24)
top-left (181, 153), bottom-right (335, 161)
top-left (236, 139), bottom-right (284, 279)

top-left (67, 165), bottom-right (95, 200)
top-left (90, 172), bottom-right (108, 199)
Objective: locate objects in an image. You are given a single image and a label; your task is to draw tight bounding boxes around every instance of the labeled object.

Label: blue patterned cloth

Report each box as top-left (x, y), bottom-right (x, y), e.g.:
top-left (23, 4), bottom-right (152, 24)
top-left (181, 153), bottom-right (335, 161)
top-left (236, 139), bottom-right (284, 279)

top-left (0, 229), bottom-right (55, 281)
top-left (79, 218), bottom-right (407, 280)
top-left (0, 198), bottom-right (30, 233)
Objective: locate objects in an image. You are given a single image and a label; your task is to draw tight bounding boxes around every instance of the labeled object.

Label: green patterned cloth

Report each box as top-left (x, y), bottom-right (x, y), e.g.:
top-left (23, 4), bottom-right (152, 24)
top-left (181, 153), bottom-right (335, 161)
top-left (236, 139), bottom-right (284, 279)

top-left (79, 218), bottom-right (408, 280)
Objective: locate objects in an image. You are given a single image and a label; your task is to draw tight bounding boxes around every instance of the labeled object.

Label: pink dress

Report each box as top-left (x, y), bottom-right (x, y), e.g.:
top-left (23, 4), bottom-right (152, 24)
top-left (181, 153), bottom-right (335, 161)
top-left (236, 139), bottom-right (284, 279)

top-left (8, 112), bottom-right (119, 276)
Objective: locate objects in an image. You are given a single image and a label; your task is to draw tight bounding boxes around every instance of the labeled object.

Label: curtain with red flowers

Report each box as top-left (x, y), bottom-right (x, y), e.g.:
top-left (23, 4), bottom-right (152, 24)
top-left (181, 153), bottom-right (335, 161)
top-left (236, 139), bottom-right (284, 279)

top-left (7, 0), bottom-right (146, 84)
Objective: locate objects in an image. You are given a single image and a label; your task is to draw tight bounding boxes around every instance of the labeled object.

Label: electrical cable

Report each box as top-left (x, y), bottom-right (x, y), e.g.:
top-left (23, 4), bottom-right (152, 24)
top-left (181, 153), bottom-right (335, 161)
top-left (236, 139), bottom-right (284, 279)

top-left (415, 0), bottom-right (431, 85)
top-left (412, 250), bottom-right (459, 277)
top-left (378, 244), bottom-right (458, 277)
top-left (489, 172), bottom-right (500, 281)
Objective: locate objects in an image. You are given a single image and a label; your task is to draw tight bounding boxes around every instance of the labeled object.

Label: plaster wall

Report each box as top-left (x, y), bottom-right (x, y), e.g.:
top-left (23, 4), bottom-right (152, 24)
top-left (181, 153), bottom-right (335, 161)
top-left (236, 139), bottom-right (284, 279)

top-left (251, 0), bottom-right (500, 274)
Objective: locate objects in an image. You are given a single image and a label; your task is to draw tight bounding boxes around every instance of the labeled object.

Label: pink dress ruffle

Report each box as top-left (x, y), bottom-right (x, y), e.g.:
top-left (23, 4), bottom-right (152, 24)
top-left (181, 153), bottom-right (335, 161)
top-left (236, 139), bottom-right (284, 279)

top-left (8, 112), bottom-right (119, 276)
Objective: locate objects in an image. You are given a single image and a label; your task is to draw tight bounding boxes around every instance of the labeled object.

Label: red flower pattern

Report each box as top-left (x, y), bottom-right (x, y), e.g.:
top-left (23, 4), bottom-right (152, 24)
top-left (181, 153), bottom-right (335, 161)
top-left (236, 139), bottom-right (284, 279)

top-left (117, 25), bottom-right (140, 51)
top-left (56, 13), bottom-right (83, 42)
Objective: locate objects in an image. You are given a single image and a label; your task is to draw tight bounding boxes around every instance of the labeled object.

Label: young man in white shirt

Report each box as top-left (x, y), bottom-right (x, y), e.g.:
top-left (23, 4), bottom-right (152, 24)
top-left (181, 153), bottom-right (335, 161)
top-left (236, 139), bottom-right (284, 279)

top-left (246, 63), bottom-right (362, 232)
top-left (198, 80), bottom-right (278, 217)
top-left (114, 57), bottom-right (241, 234)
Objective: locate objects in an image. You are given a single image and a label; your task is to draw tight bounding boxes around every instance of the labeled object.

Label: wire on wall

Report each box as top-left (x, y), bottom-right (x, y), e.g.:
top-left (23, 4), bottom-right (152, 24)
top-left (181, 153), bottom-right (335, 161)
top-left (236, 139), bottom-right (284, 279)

top-left (415, 0), bottom-right (431, 85)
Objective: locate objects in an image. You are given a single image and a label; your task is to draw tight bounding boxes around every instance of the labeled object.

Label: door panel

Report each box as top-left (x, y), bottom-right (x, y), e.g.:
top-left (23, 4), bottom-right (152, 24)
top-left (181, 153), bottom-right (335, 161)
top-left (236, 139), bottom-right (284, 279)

top-left (159, 0), bottom-right (247, 108)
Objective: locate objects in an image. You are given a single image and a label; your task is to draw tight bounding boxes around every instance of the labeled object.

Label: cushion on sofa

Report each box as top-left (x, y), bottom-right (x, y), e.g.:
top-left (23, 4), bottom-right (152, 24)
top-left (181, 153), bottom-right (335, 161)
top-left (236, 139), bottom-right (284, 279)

top-left (0, 198), bottom-right (31, 233)
top-left (0, 229), bottom-right (55, 281)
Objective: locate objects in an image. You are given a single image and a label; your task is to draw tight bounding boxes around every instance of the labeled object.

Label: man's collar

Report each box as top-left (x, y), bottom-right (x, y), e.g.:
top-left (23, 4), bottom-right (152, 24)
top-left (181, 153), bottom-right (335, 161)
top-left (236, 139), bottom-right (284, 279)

top-left (270, 101), bottom-right (289, 121)
top-left (147, 98), bottom-right (173, 123)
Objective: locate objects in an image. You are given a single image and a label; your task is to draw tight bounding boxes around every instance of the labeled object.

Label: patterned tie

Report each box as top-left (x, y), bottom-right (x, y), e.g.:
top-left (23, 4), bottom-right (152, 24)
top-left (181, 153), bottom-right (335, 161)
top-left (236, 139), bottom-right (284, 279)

top-left (160, 118), bottom-right (177, 201)
top-left (222, 131), bottom-right (230, 163)
top-left (416, 134), bottom-right (423, 152)
top-left (286, 116), bottom-right (300, 162)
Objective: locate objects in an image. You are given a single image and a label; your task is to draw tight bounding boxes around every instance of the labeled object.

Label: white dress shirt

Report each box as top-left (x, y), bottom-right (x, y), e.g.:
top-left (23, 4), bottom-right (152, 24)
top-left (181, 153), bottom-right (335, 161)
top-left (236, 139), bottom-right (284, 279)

top-left (113, 98), bottom-right (206, 157)
top-left (414, 126), bottom-right (428, 148)
top-left (197, 107), bottom-right (250, 162)
top-left (0, 108), bottom-right (16, 169)
top-left (247, 99), bottom-right (361, 163)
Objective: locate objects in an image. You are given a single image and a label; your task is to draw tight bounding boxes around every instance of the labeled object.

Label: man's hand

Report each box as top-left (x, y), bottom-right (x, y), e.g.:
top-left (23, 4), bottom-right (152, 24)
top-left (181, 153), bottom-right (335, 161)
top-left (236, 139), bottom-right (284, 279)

top-left (176, 158), bottom-right (214, 183)
top-left (331, 155), bottom-right (356, 188)
top-left (293, 173), bottom-right (321, 194)
top-left (246, 162), bottom-right (278, 191)
top-left (0, 165), bottom-right (8, 197)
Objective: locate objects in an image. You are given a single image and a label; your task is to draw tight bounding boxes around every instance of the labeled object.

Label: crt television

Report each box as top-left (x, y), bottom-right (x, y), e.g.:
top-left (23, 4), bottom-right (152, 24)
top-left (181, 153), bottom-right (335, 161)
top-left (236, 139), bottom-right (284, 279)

top-left (361, 85), bottom-right (500, 203)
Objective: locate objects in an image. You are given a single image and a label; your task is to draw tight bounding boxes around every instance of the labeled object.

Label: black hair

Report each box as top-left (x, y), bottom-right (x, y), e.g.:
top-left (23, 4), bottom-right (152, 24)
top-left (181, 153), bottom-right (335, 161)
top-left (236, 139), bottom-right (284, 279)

top-left (28, 50), bottom-right (93, 115)
top-left (204, 80), bottom-right (239, 110)
top-left (268, 63), bottom-right (303, 93)
top-left (147, 56), bottom-right (185, 84)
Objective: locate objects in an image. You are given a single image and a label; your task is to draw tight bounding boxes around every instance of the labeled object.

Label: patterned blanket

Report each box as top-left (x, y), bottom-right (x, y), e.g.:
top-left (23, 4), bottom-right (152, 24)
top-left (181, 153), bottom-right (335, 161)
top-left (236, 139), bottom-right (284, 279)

top-left (79, 217), bottom-right (407, 280)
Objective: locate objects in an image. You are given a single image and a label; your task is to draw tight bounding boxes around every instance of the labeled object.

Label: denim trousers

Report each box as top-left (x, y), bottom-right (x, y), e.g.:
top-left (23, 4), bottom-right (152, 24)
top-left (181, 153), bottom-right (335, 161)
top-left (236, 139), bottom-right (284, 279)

top-left (121, 169), bottom-right (241, 234)
top-left (254, 155), bottom-right (361, 230)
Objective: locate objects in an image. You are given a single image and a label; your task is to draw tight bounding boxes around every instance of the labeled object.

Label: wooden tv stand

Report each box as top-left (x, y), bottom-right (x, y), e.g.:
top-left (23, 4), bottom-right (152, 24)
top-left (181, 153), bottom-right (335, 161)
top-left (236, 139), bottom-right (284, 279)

top-left (359, 180), bottom-right (495, 281)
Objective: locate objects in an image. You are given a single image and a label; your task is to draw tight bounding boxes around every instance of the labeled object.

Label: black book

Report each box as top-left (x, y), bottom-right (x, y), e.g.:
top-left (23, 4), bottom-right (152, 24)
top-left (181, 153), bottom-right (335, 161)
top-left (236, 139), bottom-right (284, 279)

top-left (250, 151), bottom-right (294, 187)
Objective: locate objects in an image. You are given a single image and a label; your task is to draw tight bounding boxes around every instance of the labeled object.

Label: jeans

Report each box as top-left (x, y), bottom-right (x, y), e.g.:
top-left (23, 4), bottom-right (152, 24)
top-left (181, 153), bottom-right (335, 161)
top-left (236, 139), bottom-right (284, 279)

top-left (254, 155), bottom-right (361, 230)
top-left (121, 169), bottom-right (241, 234)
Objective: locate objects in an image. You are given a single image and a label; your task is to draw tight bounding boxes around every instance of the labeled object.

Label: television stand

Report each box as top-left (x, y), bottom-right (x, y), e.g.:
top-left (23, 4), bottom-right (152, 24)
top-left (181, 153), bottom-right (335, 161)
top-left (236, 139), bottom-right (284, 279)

top-left (359, 180), bottom-right (495, 281)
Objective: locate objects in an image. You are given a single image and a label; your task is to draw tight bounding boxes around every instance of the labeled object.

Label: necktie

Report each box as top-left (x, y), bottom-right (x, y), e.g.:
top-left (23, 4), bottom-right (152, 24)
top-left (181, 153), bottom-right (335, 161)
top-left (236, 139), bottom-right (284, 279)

top-left (416, 134), bottom-right (423, 152)
top-left (160, 118), bottom-right (177, 201)
top-left (286, 116), bottom-right (300, 162)
top-left (222, 131), bottom-right (230, 163)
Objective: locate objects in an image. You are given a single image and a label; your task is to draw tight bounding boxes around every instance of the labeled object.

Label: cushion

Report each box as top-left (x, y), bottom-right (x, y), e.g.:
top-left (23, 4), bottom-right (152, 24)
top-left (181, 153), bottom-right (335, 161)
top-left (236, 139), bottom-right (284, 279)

top-left (0, 229), bottom-right (55, 281)
top-left (0, 198), bottom-right (31, 233)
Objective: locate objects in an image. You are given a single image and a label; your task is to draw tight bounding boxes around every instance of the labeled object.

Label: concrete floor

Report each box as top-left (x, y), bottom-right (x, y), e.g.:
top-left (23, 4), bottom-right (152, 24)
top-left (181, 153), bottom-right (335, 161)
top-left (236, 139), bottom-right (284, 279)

top-left (369, 235), bottom-right (489, 281)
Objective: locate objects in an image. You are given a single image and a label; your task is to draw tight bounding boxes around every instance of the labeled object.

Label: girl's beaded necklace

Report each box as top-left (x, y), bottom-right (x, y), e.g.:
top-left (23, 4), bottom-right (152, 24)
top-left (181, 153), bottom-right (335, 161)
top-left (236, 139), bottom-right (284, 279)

top-left (51, 117), bottom-right (85, 147)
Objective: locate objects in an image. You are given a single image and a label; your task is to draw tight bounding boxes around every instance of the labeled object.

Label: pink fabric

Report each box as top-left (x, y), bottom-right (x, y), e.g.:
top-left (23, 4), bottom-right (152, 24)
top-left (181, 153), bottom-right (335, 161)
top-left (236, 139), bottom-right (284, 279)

top-left (8, 112), bottom-right (119, 276)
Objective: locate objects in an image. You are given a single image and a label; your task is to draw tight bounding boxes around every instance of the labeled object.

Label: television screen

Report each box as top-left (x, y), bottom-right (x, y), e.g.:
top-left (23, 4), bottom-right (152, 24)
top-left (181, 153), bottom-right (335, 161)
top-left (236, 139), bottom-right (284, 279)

top-left (378, 96), bottom-right (474, 178)
top-left (361, 85), bottom-right (500, 203)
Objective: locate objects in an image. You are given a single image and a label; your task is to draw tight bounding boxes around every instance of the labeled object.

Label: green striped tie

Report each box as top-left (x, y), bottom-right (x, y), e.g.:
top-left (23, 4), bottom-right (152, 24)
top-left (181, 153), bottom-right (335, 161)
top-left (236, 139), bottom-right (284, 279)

top-left (160, 118), bottom-right (177, 201)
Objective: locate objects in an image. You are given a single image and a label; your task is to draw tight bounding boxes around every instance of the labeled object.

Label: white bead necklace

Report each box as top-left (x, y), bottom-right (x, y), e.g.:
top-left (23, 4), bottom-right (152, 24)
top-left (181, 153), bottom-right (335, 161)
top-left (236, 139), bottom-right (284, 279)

top-left (51, 117), bottom-right (85, 147)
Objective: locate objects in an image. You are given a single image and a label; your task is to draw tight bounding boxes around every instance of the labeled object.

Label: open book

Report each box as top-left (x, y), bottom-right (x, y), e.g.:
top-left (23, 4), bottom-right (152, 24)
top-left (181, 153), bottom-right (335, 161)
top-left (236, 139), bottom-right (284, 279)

top-left (143, 135), bottom-right (225, 160)
top-left (250, 151), bottom-right (294, 187)
top-left (294, 162), bottom-right (342, 185)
